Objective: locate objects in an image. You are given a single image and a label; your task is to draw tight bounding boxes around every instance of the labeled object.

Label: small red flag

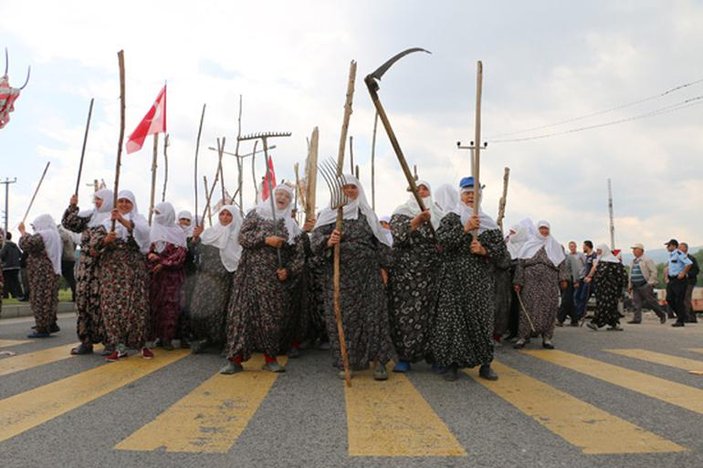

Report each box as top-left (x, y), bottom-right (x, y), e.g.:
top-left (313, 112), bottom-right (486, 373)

top-left (261, 156), bottom-right (277, 201)
top-left (126, 85), bottom-right (167, 154)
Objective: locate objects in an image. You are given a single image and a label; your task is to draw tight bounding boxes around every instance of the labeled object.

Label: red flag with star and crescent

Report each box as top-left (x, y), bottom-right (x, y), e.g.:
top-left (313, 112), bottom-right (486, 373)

top-left (126, 85), bottom-right (166, 154)
top-left (260, 156), bottom-right (277, 201)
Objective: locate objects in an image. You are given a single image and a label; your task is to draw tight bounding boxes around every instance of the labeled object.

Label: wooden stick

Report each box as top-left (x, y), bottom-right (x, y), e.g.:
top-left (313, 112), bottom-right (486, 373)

top-left (472, 61), bottom-right (483, 219)
top-left (21, 161), bottom-right (50, 224)
top-left (201, 137), bottom-right (226, 226)
top-left (111, 50), bottom-right (126, 232)
top-left (335, 60), bottom-right (356, 387)
top-left (74, 97), bottom-right (94, 196)
top-left (194, 104), bottom-right (206, 225)
top-left (497, 166), bottom-right (510, 231)
top-left (349, 135), bottom-right (354, 174)
top-left (161, 133), bottom-right (169, 202)
top-left (371, 112), bottom-right (378, 210)
top-left (203, 176), bottom-right (213, 227)
top-left (148, 133), bottom-right (159, 224)
top-left (251, 141), bottom-right (259, 203)
top-left (235, 95), bottom-right (244, 215)
top-left (305, 126), bottom-right (319, 223)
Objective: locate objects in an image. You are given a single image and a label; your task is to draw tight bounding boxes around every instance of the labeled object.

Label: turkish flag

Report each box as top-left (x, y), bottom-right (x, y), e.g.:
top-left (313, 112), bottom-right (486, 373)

top-left (126, 85), bottom-right (167, 154)
top-left (261, 156), bottom-right (277, 201)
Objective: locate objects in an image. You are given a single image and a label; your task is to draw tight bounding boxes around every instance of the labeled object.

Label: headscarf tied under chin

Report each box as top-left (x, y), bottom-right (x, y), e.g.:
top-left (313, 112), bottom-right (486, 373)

top-left (314, 174), bottom-right (391, 247)
top-left (254, 184), bottom-right (301, 245)
top-left (31, 214), bottom-right (63, 275)
top-left (450, 186), bottom-right (500, 234)
top-left (177, 210), bottom-right (194, 237)
top-left (392, 179), bottom-right (445, 230)
top-left (101, 189), bottom-right (151, 254)
top-left (596, 243), bottom-right (620, 264)
top-left (77, 188), bottom-right (114, 228)
top-left (150, 202), bottom-right (187, 253)
top-left (505, 218), bottom-right (536, 260)
top-left (200, 205), bottom-right (243, 272)
top-left (516, 219), bottom-right (566, 266)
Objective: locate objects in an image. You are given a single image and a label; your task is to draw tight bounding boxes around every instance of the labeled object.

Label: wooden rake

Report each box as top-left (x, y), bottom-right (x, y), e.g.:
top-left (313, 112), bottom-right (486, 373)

top-left (319, 158), bottom-right (352, 387)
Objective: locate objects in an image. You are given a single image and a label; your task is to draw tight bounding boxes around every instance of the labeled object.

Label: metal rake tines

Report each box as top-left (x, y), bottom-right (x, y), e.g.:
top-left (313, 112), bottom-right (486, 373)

top-left (318, 158), bottom-right (348, 209)
top-left (237, 131), bottom-right (292, 142)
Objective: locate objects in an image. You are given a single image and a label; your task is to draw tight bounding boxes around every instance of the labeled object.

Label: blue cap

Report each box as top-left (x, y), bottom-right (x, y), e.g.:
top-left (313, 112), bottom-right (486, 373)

top-left (459, 176), bottom-right (475, 188)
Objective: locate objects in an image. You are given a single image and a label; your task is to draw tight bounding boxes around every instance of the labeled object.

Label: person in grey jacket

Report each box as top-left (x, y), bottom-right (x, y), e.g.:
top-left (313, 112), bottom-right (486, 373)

top-left (627, 243), bottom-right (666, 324)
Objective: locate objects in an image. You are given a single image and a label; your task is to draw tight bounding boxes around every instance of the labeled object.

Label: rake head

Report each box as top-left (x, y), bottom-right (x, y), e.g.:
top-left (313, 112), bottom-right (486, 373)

top-left (237, 131), bottom-right (292, 142)
top-left (318, 158), bottom-right (348, 210)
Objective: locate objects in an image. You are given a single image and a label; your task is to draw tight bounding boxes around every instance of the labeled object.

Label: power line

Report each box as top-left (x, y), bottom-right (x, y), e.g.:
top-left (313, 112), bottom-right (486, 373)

top-left (490, 95), bottom-right (703, 144)
top-left (488, 77), bottom-right (703, 140)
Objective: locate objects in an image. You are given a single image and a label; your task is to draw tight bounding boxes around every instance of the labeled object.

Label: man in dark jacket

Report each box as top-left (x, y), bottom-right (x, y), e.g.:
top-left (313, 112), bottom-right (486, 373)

top-left (1, 231), bottom-right (26, 300)
top-left (680, 242), bottom-right (699, 323)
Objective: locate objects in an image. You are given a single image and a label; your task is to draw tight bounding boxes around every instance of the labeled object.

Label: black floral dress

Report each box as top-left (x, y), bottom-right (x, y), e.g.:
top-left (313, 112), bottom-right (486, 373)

top-left (62, 205), bottom-right (104, 344)
top-left (592, 261), bottom-right (627, 328)
top-left (224, 211), bottom-right (304, 360)
top-left (387, 214), bottom-right (439, 363)
top-left (430, 213), bottom-right (510, 369)
top-left (311, 214), bottom-right (396, 371)
top-left (18, 234), bottom-right (60, 332)
top-left (189, 243), bottom-right (233, 345)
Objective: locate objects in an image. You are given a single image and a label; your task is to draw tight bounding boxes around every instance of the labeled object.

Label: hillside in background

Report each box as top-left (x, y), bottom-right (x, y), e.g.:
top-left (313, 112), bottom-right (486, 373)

top-left (620, 246), bottom-right (702, 265)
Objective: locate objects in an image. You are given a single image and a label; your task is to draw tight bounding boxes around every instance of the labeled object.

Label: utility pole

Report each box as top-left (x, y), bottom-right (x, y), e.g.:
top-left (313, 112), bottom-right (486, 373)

top-left (1, 177), bottom-right (17, 233)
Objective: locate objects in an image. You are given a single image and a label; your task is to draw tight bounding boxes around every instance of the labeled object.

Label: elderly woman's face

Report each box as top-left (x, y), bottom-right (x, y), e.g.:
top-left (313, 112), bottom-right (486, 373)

top-left (275, 190), bottom-right (291, 210)
top-left (94, 197), bottom-right (104, 209)
top-left (117, 198), bottom-right (133, 214)
top-left (343, 184), bottom-right (359, 200)
top-left (219, 209), bottom-right (233, 226)
top-left (178, 218), bottom-right (191, 227)
top-left (417, 184), bottom-right (430, 198)
top-left (460, 189), bottom-right (474, 206)
top-left (539, 226), bottom-right (550, 237)
top-left (596, 248), bottom-right (603, 256)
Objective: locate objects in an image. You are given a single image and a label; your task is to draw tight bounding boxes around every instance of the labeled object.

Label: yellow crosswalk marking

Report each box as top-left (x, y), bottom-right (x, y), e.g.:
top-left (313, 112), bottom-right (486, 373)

top-left (0, 349), bottom-right (188, 443)
top-left (0, 339), bottom-right (30, 348)
top-left (0, 344), bottom-right (75, 377)
top-left (523, 350), bottom-right (703, 415)
top-left (689, 348), bottom-right (703, 354)
top-left (607, 349), bottom-right (702, 371)
top-left (115, 355), bottom-right (287, 453)
top-left (469, 361), bottom-right (684, 454)
top-left (345, 369), bottom-right (466, 457)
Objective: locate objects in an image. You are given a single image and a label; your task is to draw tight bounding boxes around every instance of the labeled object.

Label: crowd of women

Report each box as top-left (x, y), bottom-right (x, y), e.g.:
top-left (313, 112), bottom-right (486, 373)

top-left (13, 173), bottom-right (627, 382)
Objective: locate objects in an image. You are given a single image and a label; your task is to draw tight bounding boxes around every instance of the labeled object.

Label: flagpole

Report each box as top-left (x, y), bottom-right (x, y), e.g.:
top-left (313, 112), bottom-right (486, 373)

top-left (111, 50), bottom-right (126, 232)
top-left (148, 133), bottom-right (159, 224)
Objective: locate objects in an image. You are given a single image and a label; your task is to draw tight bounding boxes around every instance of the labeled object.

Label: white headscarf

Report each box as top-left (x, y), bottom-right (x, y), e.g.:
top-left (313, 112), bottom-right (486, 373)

top-left (596, 243), bottom-right (620, 263)
top-left (450, 186), bottom-right (500, 234)
top-left (102, 190), bottom-right (151, 254)
top-left (379, 215), bottom-right (394, 246)
top-left (255, 184), bottom-right (301, 244)
top-left (31, 214), bottom-right (62, 275)
top-left (392, 180), bottom-right (445, 230)
top-left (150, 202), bottom-right (187, 253)
top-left (200, 205), bottom-right (243, 272)
top-left (432, 183), bottom-right (459, 213)
top-left (505, 218), bottom-right (536, 260)
top-left (77, 189), bottom-right (114, 228)
top-left (177, 210), bottom-right (194, 237)
top-left (314, 174), bottom-right (391, 247)
top-left (517, 220), bottom-right (566, 266)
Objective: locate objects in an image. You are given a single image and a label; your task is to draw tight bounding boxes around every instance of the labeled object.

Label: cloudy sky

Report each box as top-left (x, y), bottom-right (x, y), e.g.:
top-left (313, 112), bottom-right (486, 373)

top-left (1, 0), bottom-right (702, 251)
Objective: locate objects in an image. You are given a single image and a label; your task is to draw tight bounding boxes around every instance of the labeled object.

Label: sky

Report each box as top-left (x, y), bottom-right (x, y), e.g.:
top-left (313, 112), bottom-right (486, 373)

top-left (1, 0), bottom-right (702, 251)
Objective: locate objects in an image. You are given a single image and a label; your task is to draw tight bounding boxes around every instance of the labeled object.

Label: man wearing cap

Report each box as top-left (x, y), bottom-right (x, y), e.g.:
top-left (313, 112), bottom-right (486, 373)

top-left (679, 242), bottom-right (699, 323)
top-left (665, 239), bottom-right (693, 327)
top-left (628, 243), bottom-right (666, 324)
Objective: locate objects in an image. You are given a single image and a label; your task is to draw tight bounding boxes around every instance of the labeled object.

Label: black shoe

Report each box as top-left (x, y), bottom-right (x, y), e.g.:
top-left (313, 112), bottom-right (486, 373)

top-left (626, 320), bottom-right (641, 324)
top-left (49, 323), bottom-right (61, 333)
top-left (513, 339), bottom-right (526, 349)
top-left (672, 322), bottom-right (685, 327)
top-left (587, 322), bottom-right (598, 331)
top-left (70, 343), bottom-right (94, 355)
top-left (479, 364), bottom-right (498, 381)
top-left (659, 315), bottom-right (667, 324)
top-left (443, 365), bottom-right (459, 382)
top-left (542, 341), bottom-right (555, 349)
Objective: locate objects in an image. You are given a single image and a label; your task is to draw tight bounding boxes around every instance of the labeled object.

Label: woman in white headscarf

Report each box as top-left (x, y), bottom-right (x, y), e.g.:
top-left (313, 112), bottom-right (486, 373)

top-left (61, 189), bottom-right (113, 354)
top-left (387, 180), bottom-right (442, 372)
top-left (500, 218), bottom-right (535, 341)
top-left (189, 205), bottom-right (243, 355)
top-left (92, 190), bottom-right (152, 361)
top-left (513, 220), bottom-right (569, 350)
top-left (221, 186), bottom-right (304, 374)
top-left (147, 202), bottom-right (187, 350)
top-left (18, 214), bottom-right (62, 338)
top-left (430, 177), bottom-right (510, 382)
top-left (587, 243), bottom-right (627, 331)
top-left (175, 209), bottom-right (198, 348)
top-left (310, 174), bottom-right (395, 381)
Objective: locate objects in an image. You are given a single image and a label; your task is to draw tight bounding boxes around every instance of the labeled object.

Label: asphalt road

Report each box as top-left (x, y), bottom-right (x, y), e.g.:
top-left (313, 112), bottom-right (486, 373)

top-left (0, 311), bottom-right (701, 468)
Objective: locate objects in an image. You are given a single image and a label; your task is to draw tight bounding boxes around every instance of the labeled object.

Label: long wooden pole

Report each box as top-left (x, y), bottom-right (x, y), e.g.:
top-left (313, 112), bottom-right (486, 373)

top-left (305, 126), bottom-right (319, 223)
top-left (148, 133), bottom-right (159, 224)
top-left (349, 136), bottom-right (354, 174)
top-left (74, 97), bottom-right (94, 196)
top-left (235, 95), bottom-right (244, 215)
top-left (161, 134), bottom-right (169, 202)
top-left (201, 137), bottom-right (226, 226)
top-left (608, 178), bottom-right (615, 249)
top-left (497, 167), bottom-right (510, 232)
top-left (472, 61), bottom-right (483, 218)
top-left (203, 176), bottom-right (212, 227)
top-left (111, 50), bottom-right (126, 232)
top-left (335, 60), bottom-right (356, 387)
top-left (371, 112), bottom-right (378, 210)
top-left (194, 104), bottom-right (206, 225)
top-left (21, 162), bottom-right (50, 224)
